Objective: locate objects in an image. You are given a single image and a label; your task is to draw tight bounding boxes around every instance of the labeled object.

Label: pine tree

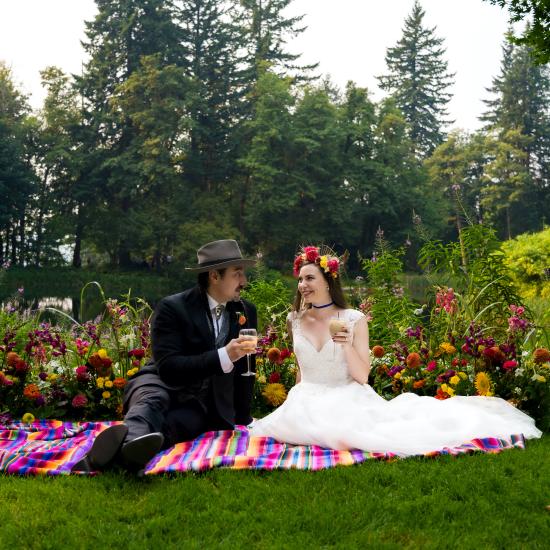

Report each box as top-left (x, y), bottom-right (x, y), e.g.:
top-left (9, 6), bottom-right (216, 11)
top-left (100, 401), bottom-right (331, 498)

top-left (481, 34), bottom-right (550, 234)
top-left (377, 0), bottom-right (454, 158)
top-left (76, 0), bottom-right (184, 267)
top-left (238, 0), bottom-right (317, 84)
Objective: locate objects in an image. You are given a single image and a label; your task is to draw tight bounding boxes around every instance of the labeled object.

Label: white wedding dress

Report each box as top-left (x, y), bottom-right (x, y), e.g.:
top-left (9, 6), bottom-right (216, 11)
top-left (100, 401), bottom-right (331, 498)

top-left (250, 309), bottom-right (542, 455)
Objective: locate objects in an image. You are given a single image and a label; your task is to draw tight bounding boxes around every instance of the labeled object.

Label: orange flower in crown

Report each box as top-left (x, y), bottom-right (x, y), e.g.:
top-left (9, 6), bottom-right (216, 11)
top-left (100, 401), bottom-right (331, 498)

top-left (293, 246), bottom-right (342, 279)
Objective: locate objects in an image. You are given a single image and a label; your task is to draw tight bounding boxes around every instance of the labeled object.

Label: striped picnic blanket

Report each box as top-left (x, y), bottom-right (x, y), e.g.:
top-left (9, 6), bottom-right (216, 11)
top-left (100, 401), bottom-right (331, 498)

top-left (0, 420), bottom-right (526, 476)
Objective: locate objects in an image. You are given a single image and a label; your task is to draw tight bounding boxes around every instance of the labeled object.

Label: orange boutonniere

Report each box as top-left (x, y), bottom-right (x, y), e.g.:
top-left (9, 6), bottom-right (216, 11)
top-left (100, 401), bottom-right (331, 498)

top-left (236, 312), bottom-right (247, 326)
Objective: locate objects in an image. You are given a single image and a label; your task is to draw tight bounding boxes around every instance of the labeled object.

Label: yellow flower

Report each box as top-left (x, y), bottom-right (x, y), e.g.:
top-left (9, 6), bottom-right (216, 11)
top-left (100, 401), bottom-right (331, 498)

top-left (48, 373), bottom-right (58, 382)
top-left (102, 391), bottom-right (111, 399)
top-left (96, 377), bottom-right (104, 388)
top-left (98, 349), bottom-right (108, 359)
top-left (262, 383), bottom-right (287, 407)
top-left (449, 375), bottom-right (460, 385)
top-left (532, 374), bottom-right (546, 383)
top-left (394, 371), bottom-right (402, 380)
top-left (319, 256), bottom-right (328, 269)
top-left (458, 372), bottom-right (467, 379)
top-left (446, 386), bottom-right (455, 396)
top-left (257, 374), bottom-right (267, 384)
top-left (127, 368), bottom-right (138, 377)
top-left (439, 342), bottom-right (457, 355)
top-left (475, 372), bottom-right (493, 396)
top-left (22, 413), bottom-right (35, 423)
top-left (256, 358), bottom-right (264, 366)
top-left (440, 383), bottom-right (449, 393)
top-left (104, 380), bottom-right (113, 389)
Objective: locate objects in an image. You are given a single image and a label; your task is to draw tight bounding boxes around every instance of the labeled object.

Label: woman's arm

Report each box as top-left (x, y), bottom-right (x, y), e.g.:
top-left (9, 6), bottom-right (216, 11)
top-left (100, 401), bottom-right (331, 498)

top-left (337, 316), bottom-right (371, 384)
top-left (287, 314), bottom-right (301, 384)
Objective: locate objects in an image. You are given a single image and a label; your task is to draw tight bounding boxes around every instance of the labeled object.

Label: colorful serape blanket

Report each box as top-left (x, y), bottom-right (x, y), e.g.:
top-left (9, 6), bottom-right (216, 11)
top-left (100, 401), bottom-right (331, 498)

top-left (0, 420), bottom-right (526, 476)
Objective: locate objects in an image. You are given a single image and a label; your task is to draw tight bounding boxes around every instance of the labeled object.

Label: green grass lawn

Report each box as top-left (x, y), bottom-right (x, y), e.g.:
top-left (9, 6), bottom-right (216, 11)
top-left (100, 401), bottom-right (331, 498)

top-left (1, 436), bottom-right (548, 549)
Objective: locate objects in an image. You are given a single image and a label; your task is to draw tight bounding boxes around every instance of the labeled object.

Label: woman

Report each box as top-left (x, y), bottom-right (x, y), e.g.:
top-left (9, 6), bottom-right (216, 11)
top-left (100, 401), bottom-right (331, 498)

top-left (249, 246), bottom-right (542, 455)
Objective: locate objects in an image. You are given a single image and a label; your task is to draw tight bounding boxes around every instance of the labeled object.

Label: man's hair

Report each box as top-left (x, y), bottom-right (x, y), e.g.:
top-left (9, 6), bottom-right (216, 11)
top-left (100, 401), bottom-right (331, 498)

top-left (198, 268), bottom-right (227, 290)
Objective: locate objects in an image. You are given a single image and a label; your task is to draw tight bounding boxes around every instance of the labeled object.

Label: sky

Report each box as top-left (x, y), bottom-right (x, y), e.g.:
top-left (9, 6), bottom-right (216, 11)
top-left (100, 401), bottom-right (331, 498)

top-left (0, 0), bottom-right (515, 131)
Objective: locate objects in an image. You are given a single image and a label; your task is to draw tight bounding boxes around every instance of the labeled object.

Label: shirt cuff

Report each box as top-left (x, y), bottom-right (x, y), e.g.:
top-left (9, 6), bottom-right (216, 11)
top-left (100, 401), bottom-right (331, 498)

top-left (218, 346), bottom-right (234, 373)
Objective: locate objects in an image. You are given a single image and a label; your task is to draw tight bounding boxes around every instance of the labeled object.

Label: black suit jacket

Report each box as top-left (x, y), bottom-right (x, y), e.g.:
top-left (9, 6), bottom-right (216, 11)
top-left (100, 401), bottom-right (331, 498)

top-left (126, 286), bottom-right (257, 426)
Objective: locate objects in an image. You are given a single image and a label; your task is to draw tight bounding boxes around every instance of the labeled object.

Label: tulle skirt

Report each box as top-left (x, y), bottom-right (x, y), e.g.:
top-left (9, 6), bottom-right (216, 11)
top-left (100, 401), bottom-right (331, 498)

top-left (249, 382), bottom-right (542, 456)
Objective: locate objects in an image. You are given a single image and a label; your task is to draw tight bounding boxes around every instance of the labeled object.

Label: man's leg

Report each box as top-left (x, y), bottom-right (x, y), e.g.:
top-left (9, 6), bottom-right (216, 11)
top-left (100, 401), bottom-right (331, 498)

top-left (123, 384), bottom-right (171, 442)
top-left (162, 399), bottom-right (209, 448)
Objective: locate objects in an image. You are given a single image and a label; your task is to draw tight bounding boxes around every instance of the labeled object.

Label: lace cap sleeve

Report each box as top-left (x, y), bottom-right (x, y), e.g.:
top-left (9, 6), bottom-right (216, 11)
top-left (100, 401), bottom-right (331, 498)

top-left (346, 309), bottom-right (366, 325)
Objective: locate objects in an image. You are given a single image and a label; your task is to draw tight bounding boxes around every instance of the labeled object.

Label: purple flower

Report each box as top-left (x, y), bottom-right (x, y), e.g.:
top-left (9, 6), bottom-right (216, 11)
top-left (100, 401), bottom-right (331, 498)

top-left (38, 372), bottom-right (48, 381)
top-left (34, 395), bottom-right (46, 407)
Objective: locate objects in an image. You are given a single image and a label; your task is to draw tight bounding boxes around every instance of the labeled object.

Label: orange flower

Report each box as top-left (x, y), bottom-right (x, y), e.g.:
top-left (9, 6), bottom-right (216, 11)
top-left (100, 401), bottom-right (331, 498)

top-left (413, 379), bottom-right (426, 389)
top-left (113, 377), bottom-right (127, 389)
top-left (372, 345), bottom-right (385, 358)
top-left (23, 383), bottom-right (41, 400)
top-left (6, 352), bottom-right (20, 367)
top-left (533, 348), bottom-right (550, 364)
top-left (406, 352), bottom-right (421, 368)
top-left (267, 347), bottom-right (282, 364)
top-left (238, 315), bottom-right (247, 326)
top-left (435, 388), bottom-right (450, 400)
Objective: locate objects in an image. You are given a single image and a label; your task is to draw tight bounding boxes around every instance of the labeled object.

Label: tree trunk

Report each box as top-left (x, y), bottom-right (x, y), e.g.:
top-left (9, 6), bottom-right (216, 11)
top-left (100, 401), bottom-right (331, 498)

top-left (34, 168), bottom-right (50, 266)
top-left (72, 215), bottom-right (83, 268)
top-left (506, 207), bottom-right (512, 240)
top-left (456, 202), bottom-right (467, 269)
top-left (18, 213), bottom-right (25, 266)
top-left (10, 224), bottom-right (17, 265)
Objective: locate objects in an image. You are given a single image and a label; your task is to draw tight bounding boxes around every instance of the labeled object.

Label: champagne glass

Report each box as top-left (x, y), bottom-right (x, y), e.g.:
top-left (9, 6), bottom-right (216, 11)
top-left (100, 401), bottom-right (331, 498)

top-left (239, 328), bottom-right (258, 377)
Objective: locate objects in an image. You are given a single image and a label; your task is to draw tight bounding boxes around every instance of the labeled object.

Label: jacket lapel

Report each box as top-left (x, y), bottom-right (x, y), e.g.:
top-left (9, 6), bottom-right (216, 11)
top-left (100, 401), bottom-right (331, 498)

top-left (188, 286), bottom-right (215, 348)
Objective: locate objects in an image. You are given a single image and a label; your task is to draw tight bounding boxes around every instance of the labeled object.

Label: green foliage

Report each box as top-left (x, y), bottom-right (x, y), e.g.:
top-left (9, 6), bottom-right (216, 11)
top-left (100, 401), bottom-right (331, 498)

top-left (359, 232), bottom-right (417, 345)
top-left (377, 0), bottom-right (454, 157)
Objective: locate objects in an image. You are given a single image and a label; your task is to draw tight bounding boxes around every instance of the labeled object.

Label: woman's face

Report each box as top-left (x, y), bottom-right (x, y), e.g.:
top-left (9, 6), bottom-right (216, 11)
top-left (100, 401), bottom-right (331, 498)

top-left (297, 263), bottom-right (331, 305)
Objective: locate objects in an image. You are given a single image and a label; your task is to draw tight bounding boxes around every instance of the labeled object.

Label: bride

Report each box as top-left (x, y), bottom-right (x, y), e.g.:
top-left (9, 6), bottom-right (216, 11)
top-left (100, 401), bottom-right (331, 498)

top-left (249, 246), bottom-right (542, 455)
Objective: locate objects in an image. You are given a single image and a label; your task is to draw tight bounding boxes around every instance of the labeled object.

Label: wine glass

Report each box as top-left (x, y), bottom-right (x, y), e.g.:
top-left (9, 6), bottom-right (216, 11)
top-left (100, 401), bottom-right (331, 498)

top-left (239, 328), bottom-right (258, 377)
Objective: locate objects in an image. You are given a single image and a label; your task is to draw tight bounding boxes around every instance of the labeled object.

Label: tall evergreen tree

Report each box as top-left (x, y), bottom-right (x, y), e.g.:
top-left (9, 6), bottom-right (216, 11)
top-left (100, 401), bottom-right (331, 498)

top-left (77, 0), bottom-right (184, 267)
top-left (377, 0), bottom-right (454, 158)
top-left (481, 35), bottom-right (550, 233)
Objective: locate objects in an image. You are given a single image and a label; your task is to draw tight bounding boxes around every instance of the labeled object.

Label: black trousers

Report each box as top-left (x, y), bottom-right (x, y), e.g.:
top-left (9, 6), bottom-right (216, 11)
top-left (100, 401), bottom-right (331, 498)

top-left (123, 384), bottom-right (227, 449)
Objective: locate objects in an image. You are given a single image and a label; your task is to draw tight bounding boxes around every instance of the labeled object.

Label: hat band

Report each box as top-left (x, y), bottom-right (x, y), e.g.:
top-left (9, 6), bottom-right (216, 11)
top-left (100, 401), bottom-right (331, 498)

top-left (197, 256), bottom-right (243, 268)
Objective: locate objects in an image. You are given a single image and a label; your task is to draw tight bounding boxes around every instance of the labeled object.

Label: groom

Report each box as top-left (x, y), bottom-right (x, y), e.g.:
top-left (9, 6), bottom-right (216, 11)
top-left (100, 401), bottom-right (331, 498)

top-left (73, 239), bottom-right (257, 473)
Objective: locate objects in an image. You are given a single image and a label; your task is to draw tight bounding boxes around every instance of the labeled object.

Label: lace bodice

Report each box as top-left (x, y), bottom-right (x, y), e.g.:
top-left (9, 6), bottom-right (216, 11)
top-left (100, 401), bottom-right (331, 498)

top-left (289, 309), bottom-right (365, 386)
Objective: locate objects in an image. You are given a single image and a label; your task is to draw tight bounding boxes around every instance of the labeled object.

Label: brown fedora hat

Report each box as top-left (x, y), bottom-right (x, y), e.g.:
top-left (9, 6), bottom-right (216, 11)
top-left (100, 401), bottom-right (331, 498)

top-left (185, 239), bottom-right (257, 272)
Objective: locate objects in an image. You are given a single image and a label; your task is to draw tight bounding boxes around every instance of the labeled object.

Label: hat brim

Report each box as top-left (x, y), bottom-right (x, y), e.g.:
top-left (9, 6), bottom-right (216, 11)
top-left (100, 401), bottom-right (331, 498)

top-left (185, 258), bottom-right (257, 272)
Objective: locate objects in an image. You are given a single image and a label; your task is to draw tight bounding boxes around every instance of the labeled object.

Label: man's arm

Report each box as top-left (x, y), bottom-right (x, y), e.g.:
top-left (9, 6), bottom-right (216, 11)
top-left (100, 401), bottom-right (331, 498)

top-left (153, 298), bottom-right (222, 387)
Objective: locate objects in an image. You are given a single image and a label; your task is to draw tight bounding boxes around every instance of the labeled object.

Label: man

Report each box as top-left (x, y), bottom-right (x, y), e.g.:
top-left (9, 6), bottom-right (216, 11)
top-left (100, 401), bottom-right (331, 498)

top-left (73, 239), bottom-right (257, 473)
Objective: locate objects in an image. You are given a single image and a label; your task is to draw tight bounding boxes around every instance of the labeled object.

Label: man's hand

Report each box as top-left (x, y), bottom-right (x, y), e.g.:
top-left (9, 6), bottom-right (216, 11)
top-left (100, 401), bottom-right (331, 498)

top-left (225, 337), bottom-right (254, 363)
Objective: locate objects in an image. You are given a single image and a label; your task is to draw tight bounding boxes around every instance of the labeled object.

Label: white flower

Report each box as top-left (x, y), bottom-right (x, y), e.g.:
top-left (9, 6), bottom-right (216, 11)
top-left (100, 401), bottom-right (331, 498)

top-left (513, 387), bottom-right (522, 394)
top-left (414, 308), bottom-right (424, 315)
top-left (521, 350), bottom-right (529, 357)
top-left (515, 368), bottom-right (524, 377)
top-left (119, 334), bottom-right (135, 346)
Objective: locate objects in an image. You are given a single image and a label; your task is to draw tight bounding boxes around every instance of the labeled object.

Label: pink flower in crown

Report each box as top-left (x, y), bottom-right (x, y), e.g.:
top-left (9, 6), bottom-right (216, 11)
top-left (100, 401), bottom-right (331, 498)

top-left (303, 246), bottom-right (320, 262)
top-left (327, 258), bottom-right (339, 273)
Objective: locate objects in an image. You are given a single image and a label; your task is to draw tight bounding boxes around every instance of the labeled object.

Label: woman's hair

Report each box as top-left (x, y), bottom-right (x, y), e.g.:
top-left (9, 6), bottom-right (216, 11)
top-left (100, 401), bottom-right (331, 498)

top-left (292, 261), bottom-right (348, 311)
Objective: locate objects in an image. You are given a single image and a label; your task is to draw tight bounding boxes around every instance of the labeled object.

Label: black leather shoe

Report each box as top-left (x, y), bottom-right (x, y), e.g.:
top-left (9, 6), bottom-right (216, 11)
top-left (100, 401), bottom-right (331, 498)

top-left (120, 432), bottom-right (164, 471)
top-left (72, 424), bottom-right (128, 472)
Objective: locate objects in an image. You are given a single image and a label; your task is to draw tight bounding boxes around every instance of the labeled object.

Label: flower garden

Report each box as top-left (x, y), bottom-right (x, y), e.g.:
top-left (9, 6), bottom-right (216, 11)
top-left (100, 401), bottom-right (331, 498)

top-left (0, 225), bottom-right (549, 432)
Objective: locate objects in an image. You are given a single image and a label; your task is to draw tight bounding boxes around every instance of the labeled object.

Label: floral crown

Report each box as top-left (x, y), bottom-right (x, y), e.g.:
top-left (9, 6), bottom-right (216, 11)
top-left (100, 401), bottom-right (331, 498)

top-left (293, 246), bottom-right (342, 279)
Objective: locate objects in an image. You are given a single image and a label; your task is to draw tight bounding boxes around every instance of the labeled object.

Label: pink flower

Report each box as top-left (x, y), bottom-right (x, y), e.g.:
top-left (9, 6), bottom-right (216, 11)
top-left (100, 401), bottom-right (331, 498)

top-left (426, 360), bottom-right (437, 372)
top-left (502, 360), bottom-right (517, 371)
top-left (327, 258), bottom-right (339, 273)
top-left (71, 394), bottom-right (88, 408)
top-left (304, 246), bottom-right (319, 262)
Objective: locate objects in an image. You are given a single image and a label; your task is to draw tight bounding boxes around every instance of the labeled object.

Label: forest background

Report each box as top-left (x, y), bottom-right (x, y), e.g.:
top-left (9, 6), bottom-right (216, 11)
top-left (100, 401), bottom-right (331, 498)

top-left (0, 0), bottom-right (549, 285)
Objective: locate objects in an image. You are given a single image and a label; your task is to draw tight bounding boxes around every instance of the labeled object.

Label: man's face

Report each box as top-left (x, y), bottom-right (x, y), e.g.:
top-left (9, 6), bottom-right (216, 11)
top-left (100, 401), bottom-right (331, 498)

top-left (210, 266), bottom-right (247, 302)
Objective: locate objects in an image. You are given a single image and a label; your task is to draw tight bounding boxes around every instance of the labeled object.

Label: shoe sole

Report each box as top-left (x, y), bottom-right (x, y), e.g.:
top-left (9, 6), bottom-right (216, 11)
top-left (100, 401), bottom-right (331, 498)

top-left (121, 433), bottom-right (164, 470)
top-left (88, 424), bottom-right (129, 468)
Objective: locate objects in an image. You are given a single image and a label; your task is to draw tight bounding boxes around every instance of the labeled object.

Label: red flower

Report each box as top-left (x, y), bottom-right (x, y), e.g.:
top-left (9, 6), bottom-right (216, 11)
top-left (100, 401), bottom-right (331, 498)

top-left (113, 377), bottom-right (127, 389)
top-left (435, 388), bottom-right (450, 400)
top-left (71, 394), bottom-right (88, 408)
top-left (128, 348), bottom-right (145, 359)
top-left (304, 246), bottom-right (320, 262)
top-left (483, 346), bottom-right (505, 364)
top-left (75, 365), bottom-right (90, 383)
top-left (502, 360), bottom-right (517, 371)
top-left (293, 256), bottom-right (303, 276)
top-left (6, 352), bottom-right (20, 367)
top-left (451, 358), bottom-right (459, 367)
top-left (372, 345), bottom-right (385, 358)
top-left (267, 347), bottom-right (282, 364)
top-left (269, 372), bottom-right (281, 383)
top-left (426, 360), bottom-right (437, 372)
top-left (15, 359), bottom-right (30, 375)
top-left (327, 258), bottom-right (339, 273)
top-left (280, 348), bottom-right (291, 360)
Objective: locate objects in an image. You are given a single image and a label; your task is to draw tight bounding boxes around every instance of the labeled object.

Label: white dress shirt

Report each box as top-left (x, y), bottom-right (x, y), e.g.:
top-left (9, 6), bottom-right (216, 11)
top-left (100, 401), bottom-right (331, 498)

top-left (206, 293), bottom-right (234, 373)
